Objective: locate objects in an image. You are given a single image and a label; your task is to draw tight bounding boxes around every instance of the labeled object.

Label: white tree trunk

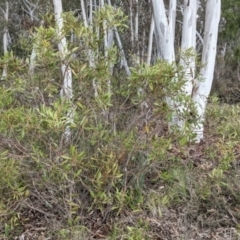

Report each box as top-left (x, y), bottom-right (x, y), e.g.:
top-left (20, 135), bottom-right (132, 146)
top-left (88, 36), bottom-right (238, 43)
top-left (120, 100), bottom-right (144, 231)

top-left (152, 0), bottom-right (176, 62)
top-left (21, 0), bottom-right (39, 75)
top-left (53, 0), bottom-right (73, 141)
top-left (1, 1), bottom-right (9, 80)
top-left (134, 0), bottom-right (140, 65)
top-left (100, 0), bottom-right (114, 99)
top-left (80, 0), bottom-right (98, 96)
top-left (80, 0), bottom-right (88, 27)
top-left (193, 0), bottom-right (221, 142)
top-left (29, 44), bottom-right (37, 75)
top-left (152, 0), bottom-right (220, 142)
top-left (177, 0), bottom-right (198, 128)
top-left (129, 0), bottom-right (134, 49)
top-left (114, 27), bottom-right (131, 77)
top-left (180, 0), bottom-right (197, 96)
top-left (152, 0), bottom-right (177, 125)
top-left (146, 15), bottom-right (154, 65)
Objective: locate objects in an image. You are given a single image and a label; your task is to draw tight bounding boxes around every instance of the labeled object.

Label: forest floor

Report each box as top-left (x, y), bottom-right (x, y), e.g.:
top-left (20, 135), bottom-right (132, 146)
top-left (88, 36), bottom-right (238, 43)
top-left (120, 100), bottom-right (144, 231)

top-left (13, 139), bottom-right (240, 240)
top-left (2, 103), bottom-right (240, 240)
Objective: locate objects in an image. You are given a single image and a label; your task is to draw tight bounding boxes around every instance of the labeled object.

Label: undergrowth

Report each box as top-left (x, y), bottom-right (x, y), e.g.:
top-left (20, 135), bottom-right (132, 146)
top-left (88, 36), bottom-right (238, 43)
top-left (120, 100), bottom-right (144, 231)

top-left (0, 8), bottom-right (240, 240)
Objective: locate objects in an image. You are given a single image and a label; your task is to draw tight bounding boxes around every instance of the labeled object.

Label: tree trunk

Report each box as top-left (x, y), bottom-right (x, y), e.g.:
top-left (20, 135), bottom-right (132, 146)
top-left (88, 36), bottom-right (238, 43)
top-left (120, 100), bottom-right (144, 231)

top-left (1, 1), bottom-right (9, 80)
top-left (177, 1), bottom-right (198, 129)
top-left (152, 0), bottom-right (178, 125)
top-left (146, 15), bottom-right (154, 65)
top-left (152, 0), bottom-right (176, 62)
top-left (193, 0), bottom-right (221, 142)
top-left (152, 0), bottom-right (220, 142)
top-left (53, 0), bottom-right (73, 141)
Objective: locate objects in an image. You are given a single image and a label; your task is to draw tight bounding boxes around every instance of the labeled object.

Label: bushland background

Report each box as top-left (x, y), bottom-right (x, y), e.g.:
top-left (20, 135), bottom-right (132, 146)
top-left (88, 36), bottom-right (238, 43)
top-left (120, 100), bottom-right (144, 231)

top-left (1, 0), bottom-right (240, 239)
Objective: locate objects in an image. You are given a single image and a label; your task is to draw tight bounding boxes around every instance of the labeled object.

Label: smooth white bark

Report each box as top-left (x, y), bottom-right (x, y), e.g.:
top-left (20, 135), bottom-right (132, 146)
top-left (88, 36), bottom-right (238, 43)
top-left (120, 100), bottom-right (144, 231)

top-left (100, 0), bottom-right (114, 94)
top-left (129, 0), bottom-right (134, 48)
top-left (146, 15), bottom-right (154, 65)
top-left (53, 0), bottom-right (73, 140)
top-left (53, 0), bottom-right (73, 99)
top-left (177, 1), bottom-right (198, 129)
top-left (29, 22), bottom-right (42, 75)
top-left (134, 0), bottom-right (140, 65)
top-left (21, 0), bottom-right (39, 74)
top-left (152, 0), bottom-right (220, 142)
top-left (80, 0), bottom-right (88, 27)
top-left (22, 0), bottom-right (39, 21)
top-left (29, 44), bottom-right (36, 74)
top-left (80, 0), bottom-right (95, 68)
top-left (152, 0), bottom-right (178, 126)
top-left (152, 0), bottom-right (176, 62)
top-left (193, 0), bottom-right (221, 142)
top-left (180, 0), bottom-right (197, 96)
top-left (1, 1), bottom-right (9, 80)
top-left (80, 0), bottom-right (98, 96)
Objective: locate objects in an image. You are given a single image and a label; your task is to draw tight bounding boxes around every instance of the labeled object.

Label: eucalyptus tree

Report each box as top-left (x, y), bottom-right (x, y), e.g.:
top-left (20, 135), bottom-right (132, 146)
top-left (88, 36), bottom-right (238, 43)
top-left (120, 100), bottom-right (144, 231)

top-left (53, 0), bottom-right (73, 141)
top-left (1, 1), bottom-right (9, 79)
top-left (0, 0), bottom-right (221, 143)
top-left (152, 0), bottom-right (221, 142)
top-left (21, 0), bottom-right (40, 74)
top-left (80, 0), bottom-right (98, 96)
